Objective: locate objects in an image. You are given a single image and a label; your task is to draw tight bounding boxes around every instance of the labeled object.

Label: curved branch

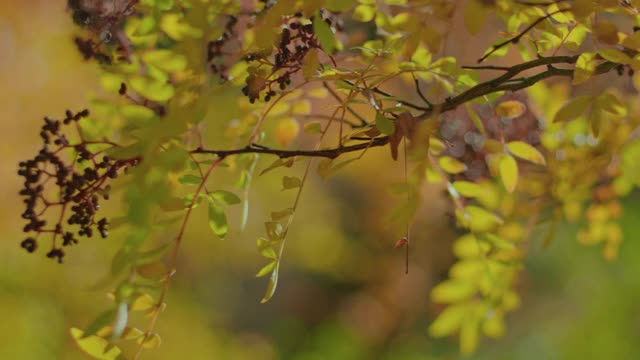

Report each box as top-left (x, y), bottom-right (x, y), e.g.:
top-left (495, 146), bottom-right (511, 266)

top-left (191, 55), bottom-right (621, 161)
top-left (191, 137), bottom-right (390, 159)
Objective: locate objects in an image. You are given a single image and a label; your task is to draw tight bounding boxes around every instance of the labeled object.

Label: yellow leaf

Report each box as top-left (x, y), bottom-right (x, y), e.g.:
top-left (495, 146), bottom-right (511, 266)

top-left (303, 122), bottom-right (322, 134)
top-left (452, 181), bottom-right (483, 198)
top-left (70, 328), bottom-right (124, 360)
top-left (453, 234), bottom-right (490, 258)
top-left (292, 100), bottom-right (311, 115)
top-left (460, 315), bottom-right (480, 354)
top-left (131, 293), bottom-right (156, 312)
top-left (495, 100), bottom-right (526, 119)
top-left (597, 92), bottom-right (626, 116)
top-left (460, 206), bottom-right (503, 233)
top-left (431, 280), bottom-right (476, 303)
top-left (274, 118), bottom-right (300, 147)
top-left (572, 52), bottom-right (597, 85)
top-left (499, 154), bottom-right (518, 193)
top-left (352, 4), bottom-right (376, 22)
top-left (137, 333), bottom-right (162, 349)
top-left (506, 141), bottom-right (546, 165)
top-left (438, 156), bottom-right (467, 174)
top-left (301, 48), bottom-right (320, 80)
top-left (553, 95), bottom-right (592, 122)
top-left (482, 313), bottom-right (505, 338)
top-left (598, 48), bottom-right (632, 64)
top-left (428, 305), bottom-right (467, 337)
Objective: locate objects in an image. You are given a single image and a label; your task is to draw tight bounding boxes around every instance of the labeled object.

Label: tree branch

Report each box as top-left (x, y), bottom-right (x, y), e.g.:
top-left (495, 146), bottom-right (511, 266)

top-left (192, 55), bottom-right (620, 161)
top-left (191, 138), bottom-right (390, 159)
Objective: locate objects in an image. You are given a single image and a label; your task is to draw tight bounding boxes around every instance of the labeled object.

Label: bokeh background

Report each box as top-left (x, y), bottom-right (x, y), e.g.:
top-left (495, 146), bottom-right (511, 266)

top-left (1, 1), bottom-right (639, 359)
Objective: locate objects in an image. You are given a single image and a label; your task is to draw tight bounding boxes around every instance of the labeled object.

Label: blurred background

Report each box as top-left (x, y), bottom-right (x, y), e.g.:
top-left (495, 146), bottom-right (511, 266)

top-left (1, 1), bottom-right (639, 359)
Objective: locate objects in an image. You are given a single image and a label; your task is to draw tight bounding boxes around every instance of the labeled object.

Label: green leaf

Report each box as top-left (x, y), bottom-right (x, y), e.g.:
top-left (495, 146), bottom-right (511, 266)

top-left (479, 233), bottom-right (515, 250)
top-left (265, 221), bottom-right (284, 241)
top-left (303, 122), bottom-right (323, 134)
top-left (572, 52), bottom-right (597, 85)
top-left (314, 14), bottom-right (337, 54)
top-left (438, 156), bottom-right (467, 174)
top-left (598, 48), bottom-right (632, 64)
top-left (506, 141), bottom-right (546, 165)
top-left (302, 48), bottom-right (320, 80)
top-left (178, 174), bottom-right (201, 185)
top-left (129, 76), bottom-right (175, 102)
top-left (598, 92), bottom-right (626, 116)
top-left (260, 261), bottom-right (280, 303)
top-left (452, 181), bottom-right (482, 198)
top-left (428, 304), bottom-right (467, 337)
top-left (460, 206), bottom-right (504, 233)
top-left (554, 95), bottom-right (592, 123)
top-left (260, 158), bottom-right (294, 176)
top-left (375, 112), bottom-right (395, 135)
top-left (353, 4), bottom-right (376, 22)
top-left (499, 154), bottom-right (518, 193)
top-left (207, 198), bottom-right (228, 239)
top-left (282, 176), bottom-right (302, 190)
top-left (271, 208), bottom-right (294, 221)
top-left (256, 260), bottom-right (277, 277)
top-left (136, 333), bottom-right (162, 349)
top-left (495, 100), bottom-right (526, 119)
top-left (460, 315), bottom-right (480, 354)
top-left (431, 280), bottom-right (476, 303)
top-left (70, 328), bottom-right (125, 360)
top-left (210, 190), bottom-right (241, 205)
top-left (257, 237), bottom-right (278, 260)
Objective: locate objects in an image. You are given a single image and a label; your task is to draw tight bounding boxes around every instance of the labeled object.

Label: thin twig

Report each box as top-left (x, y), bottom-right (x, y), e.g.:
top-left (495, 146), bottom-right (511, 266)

top-left (478, 9), bottom-right (569, 63)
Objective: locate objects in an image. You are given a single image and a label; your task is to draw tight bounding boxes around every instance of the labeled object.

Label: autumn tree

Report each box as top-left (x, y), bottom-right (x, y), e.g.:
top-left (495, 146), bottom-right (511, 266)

top-left (17, 0), bottom-right (640, 358)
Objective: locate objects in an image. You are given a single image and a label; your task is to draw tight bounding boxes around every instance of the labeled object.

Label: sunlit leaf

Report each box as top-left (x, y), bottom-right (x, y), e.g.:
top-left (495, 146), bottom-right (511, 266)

top-left (452, 181), bottom-right (482, 198)
top-left (431, 280), bottom-right (476, 303)
top-left (572, 52), bottom-right (597, 85)
top-left (131, 293), bottom-right (156, 312)
top-left (438, 156), bottom-right (467, 174)
top-left (375, 112), bottom-right (395, 135)
top-left (314, 13), bottom-right (337, 53)
top-left (303, 122), bottom-right (323, 134)
top-left (178, 174), bottom-right (201, 185)
top-left (353, 4), bottom-right (376, 22)
top-left (256, 260), bottom-right (278, 277)
top-left (257, 237), bottom-right (278, 260)
top-left (207, 198), bottom-right (228, 239)
top-left (260, 261), bottom-right (280, 303)
top-left (553, 95), bottom-right (592, 122)
top-left (428, 304), bottom-right (467, 337)
top-left (506, 141), bottom-right (546, 165)
top-left (210, 190), bottom-right (241, 206)
top-left (70, 328), bottom-right (125, 360)
top-left (495, 100), bottom-right (526, 119)
top-left (499, 154), bottom-right (518, 193)
top-left (137, 333), bottom-right (162, 349)
top-left (275, 117), bottom-right (300, 148)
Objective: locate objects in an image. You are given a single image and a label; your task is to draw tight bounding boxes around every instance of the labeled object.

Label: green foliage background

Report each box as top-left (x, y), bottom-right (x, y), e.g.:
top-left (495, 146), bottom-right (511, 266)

top-left (1, 1), bottom-right (639, 359)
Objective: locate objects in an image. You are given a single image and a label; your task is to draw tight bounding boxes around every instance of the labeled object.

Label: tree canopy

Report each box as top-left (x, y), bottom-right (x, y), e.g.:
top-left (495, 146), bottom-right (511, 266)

top-left (15, 0), bottom-right (640, 358)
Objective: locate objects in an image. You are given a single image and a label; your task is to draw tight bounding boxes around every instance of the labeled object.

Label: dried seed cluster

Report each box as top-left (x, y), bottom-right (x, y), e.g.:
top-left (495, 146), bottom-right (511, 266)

top-left (208, 10), bottom-right (339, 104)
top-left (68, 0), bottom-right (138, 64)
top-left (18, 110), bottom-right (139, 263)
